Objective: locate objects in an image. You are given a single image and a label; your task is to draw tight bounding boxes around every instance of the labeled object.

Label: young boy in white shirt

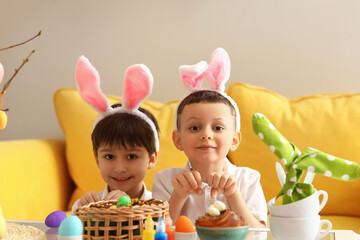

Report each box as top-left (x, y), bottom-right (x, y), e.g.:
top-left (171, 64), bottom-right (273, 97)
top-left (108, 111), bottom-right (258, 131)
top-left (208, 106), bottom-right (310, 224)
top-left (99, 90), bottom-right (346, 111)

top-left (152, 48), bottom-right (267, 227)
top-left (71, 56), bottom-right (159, 213)
top-left (72, 104), bottom-right (159, 212)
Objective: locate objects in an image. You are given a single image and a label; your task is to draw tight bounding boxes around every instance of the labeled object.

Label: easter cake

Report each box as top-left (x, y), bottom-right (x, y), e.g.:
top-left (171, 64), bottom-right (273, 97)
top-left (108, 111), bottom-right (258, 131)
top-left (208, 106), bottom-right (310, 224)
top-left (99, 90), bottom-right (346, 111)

top-left (195, 201), bottom-right (246, 228)
top-left (195, 201), bottom-right (249, 240)
top-left (74, 197), bottom-right (169, 240)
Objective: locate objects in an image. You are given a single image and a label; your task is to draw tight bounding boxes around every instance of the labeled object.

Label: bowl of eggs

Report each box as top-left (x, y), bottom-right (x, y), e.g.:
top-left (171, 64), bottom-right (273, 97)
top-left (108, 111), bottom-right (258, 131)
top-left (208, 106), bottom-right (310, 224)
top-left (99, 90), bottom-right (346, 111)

top-left (195, 201), bottom-right (249, 240)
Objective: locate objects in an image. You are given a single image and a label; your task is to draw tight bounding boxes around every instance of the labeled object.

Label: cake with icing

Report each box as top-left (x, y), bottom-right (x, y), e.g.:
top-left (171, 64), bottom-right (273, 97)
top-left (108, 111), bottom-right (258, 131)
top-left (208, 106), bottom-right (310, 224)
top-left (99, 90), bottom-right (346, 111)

top-left (195, 201), bottom-right (245, 228)
top-left (74, 197), bottom-right (169, 240)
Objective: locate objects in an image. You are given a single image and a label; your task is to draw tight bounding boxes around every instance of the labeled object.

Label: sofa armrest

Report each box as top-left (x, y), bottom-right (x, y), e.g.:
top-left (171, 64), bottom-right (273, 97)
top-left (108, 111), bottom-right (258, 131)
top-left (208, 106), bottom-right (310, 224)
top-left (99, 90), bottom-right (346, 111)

top-left (0, 139), bottom-right (74, 220)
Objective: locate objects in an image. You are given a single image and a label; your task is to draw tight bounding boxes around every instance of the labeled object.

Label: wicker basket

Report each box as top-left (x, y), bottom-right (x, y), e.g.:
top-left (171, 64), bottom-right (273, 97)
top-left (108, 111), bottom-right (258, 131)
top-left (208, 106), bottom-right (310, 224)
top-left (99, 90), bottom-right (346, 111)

top-left (74, 199), bottom-right (169, 240)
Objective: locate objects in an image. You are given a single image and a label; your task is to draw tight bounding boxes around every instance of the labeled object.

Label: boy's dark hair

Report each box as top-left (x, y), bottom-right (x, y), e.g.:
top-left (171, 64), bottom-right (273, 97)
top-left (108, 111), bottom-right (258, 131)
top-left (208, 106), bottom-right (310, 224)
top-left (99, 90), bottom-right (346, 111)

top-left (176, 90), bottom-right (237, 130)
top-left (92, 103), bottom-right (160, 156)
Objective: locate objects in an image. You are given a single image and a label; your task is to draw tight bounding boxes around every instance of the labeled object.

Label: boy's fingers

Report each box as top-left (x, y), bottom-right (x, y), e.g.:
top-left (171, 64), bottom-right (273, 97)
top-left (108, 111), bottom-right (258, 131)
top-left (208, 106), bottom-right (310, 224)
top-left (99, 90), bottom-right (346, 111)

top-left (224, 183), bottom-right (238, 197)
top-left (218, 178), bottom-right (226, 189)
top-left (210, 188), bottom-right (218, 199)
top-left (80, 191), bottom-right (100, 206)
top-left (218, 174), bottom-right (231, 189)
top-left (210, 172), bottom-right (221, 188)
top-left (224, 176), bottom-right (236, 189)
top-left (185, 171), bottom-right (200, 189)
top-left (91, 191), bottom-right (101, 202)
top-left (191, 170), bottom-right (203, 188)
top-left (176, 173), bottom-right (194, 192)
top-left (103, 192), bottom-right (113, 200)
top-left (185, 171), bottom-right (202, 189)
top-left (104, 190), bottom-right (120, 200)
top-left (86, 191), bottom-right (99, 202)
top-left (208, 174), bottom-right (213, 187)
top-left (172, 170), bottom-right (203, 195)
top-left (172, 176), bottom-right (186, 192)
top-left (195, 188), bottom-right (203, 195)
top-left (109, 191), bottom-right (128, 200)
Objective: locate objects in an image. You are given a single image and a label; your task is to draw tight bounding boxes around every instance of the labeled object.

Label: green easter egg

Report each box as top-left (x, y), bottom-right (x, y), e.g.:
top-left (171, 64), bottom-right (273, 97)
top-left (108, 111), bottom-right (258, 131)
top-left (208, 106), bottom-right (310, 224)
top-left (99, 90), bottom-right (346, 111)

top-left (117, 196), bottom-right (131, 207)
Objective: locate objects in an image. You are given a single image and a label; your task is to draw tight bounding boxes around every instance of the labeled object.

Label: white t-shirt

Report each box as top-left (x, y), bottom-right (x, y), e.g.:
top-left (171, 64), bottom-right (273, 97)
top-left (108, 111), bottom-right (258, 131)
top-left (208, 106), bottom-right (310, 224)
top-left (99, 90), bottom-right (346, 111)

top-left (152, 159), bottom-right (268, 224)
top-left (71, 182), bottom-right (152, 214)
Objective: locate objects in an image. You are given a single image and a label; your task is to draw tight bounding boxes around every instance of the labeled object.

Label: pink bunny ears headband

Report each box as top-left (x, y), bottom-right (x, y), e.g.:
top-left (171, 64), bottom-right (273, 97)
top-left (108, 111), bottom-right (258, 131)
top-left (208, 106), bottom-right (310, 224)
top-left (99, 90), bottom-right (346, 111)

top-left (75, 56), bottom-right (159, 151)
top-left (176, 48), bottom-right (241, 131)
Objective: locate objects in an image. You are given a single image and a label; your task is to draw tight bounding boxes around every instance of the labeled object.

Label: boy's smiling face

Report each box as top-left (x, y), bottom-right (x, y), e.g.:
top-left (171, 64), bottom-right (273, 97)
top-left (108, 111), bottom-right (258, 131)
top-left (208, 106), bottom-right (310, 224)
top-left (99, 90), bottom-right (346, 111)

top-left (173, 102), bottom-right (240, 167)
top-left (95, 144), bottom-right (157, 199)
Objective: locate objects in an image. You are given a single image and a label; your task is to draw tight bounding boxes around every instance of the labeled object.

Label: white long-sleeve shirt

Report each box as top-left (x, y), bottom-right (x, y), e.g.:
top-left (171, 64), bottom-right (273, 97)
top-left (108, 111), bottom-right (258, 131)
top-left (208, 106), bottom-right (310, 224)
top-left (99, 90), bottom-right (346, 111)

top-left (152, 159), bottom-right (267, 224)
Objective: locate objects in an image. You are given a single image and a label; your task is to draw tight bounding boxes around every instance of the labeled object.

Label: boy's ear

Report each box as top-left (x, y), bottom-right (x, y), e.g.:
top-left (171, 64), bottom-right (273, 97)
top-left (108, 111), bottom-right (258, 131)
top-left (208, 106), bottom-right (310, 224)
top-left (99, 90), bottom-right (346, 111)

top-left (94, 151), bottom-right (100, 168)
top-left (229, 131), bottom-right (241, 152)
top-left (172, 130), bottom-right (184, 151)
top-left (147, 151), bottom-right (158, 169)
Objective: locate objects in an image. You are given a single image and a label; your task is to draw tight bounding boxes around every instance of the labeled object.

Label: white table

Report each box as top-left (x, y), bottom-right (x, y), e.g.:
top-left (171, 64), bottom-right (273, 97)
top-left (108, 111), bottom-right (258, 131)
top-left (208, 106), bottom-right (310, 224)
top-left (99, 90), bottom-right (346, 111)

top-left (5, 220), bottom-right (360, 239)
top-left (248, 228), bottom-right (360, 240)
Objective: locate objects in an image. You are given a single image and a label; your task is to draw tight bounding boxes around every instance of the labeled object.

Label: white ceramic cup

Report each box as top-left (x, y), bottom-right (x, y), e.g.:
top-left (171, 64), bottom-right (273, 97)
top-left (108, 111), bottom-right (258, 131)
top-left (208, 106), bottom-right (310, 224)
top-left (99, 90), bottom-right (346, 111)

top-left (269, 215), bottom-right (332, 240)
top-left (268, 190), bottom-right (328, 218)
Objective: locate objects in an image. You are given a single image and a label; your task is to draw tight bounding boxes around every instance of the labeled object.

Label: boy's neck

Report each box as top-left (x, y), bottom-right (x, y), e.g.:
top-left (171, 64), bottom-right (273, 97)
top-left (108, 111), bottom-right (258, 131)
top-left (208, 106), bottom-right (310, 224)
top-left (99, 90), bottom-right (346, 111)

top-left (189, 159), bottom-right (227, 183)
top-left (127, 182), bottom-right (144, 199)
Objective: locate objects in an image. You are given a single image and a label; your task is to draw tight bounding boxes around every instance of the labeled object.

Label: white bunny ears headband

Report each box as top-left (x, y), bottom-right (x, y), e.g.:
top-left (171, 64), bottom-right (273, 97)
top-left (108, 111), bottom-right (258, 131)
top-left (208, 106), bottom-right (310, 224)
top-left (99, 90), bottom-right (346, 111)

top-left (75, 56), bottom-right (159, 151)
top-left (176, 48), bottom-right (241, 131)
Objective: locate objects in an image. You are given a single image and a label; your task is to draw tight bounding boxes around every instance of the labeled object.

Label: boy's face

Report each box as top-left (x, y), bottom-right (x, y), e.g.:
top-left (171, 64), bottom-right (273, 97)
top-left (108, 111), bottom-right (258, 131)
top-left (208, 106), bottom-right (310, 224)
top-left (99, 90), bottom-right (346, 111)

top-left (95, 144), bottom-right (157, 198)
top-left (173, 102), bottom-right (240, 166)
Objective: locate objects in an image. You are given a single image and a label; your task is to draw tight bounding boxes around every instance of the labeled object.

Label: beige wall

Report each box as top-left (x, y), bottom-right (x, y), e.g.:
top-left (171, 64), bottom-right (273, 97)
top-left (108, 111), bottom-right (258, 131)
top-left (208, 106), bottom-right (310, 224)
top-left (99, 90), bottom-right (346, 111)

top-left (1, 0), bottom-right (360, 140)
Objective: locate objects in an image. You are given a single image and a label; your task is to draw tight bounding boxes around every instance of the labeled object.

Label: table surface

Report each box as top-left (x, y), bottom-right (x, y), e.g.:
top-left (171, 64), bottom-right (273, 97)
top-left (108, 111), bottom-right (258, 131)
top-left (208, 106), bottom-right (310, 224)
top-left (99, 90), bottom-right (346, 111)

top-left (5, 219), bottom-right (360, 240)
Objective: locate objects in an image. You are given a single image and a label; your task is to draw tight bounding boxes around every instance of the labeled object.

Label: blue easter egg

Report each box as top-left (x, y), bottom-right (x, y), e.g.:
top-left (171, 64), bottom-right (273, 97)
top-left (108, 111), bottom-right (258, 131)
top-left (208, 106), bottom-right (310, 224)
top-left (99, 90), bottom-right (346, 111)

top-left (45, 211), bottom-right (67, 228)
top-left (58, 215), bottom-right (83, 236)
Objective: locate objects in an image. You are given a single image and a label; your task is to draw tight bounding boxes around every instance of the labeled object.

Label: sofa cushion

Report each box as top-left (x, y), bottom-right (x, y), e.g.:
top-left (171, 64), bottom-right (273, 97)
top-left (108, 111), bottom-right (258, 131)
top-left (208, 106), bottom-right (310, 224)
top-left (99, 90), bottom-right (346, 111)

top-left (227, 82), bottom-right (360, 217)
top-left (54, 88), bottom-right (188, 209)
top-left (0, 139), bottom-right (73, 220)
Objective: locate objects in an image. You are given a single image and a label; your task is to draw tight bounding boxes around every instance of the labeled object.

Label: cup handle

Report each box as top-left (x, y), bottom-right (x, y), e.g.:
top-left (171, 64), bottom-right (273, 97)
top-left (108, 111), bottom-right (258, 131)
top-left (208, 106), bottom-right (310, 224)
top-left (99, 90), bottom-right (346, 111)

top-left (316, 219), bottom-right (332, 240)
top-left (318, 190), bottom-right (328, 212)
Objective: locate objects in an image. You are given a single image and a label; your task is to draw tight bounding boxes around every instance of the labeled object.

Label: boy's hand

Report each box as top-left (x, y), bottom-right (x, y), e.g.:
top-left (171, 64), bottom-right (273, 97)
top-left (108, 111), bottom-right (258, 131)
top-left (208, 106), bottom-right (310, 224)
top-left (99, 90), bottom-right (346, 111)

top-left (78, 191), bottom-right (101, 207)
top-left (208, 172), bottom-right (238, 199)
top-left (103, 190), bottom-right (129, 200)
top-left (171, 170), bottom-right (203, 198)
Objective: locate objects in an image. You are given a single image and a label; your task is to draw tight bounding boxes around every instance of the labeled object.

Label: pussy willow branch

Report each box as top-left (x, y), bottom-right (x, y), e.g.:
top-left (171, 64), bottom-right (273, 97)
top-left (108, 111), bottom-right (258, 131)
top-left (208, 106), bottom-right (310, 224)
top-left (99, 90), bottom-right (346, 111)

top-left (0, 31), bottom-right (41, 52)
top-left (1, 50), bottom-right (35, 94)
top-left (0, 30), bottom-right (41, 108)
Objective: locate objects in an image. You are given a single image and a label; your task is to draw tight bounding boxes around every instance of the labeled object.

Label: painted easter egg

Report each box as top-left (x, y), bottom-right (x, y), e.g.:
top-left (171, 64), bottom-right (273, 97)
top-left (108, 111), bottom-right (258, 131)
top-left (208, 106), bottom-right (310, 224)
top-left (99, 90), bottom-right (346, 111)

top-left (45, 211), bottom-right (67, 228)
top-left (175, 215), bottom-right (195, 233)
top-left (207, 206), bottom-right (220, 216)
top-left (58, 215), bottom-right (83, 237)
top-left (213, 200), bottom-right (226, 211)
top-left (0, 111), bottom-right (7, 130)
top-left (117, 196), bottom-right (131, 207)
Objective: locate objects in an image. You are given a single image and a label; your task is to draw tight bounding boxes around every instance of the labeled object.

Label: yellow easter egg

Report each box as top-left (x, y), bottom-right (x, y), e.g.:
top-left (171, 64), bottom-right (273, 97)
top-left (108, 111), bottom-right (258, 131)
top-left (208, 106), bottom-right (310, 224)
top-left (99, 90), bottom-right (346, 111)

top-left (0, 111), bottom-right (7, 130)
top-left (274, 195), bottom-right (284, 206)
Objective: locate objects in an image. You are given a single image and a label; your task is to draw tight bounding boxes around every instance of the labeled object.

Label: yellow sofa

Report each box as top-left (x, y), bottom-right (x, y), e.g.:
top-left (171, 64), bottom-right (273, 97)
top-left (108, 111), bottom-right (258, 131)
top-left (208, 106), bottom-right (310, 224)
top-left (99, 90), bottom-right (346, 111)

top-left (1, 83), bottom-right (359, 233)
